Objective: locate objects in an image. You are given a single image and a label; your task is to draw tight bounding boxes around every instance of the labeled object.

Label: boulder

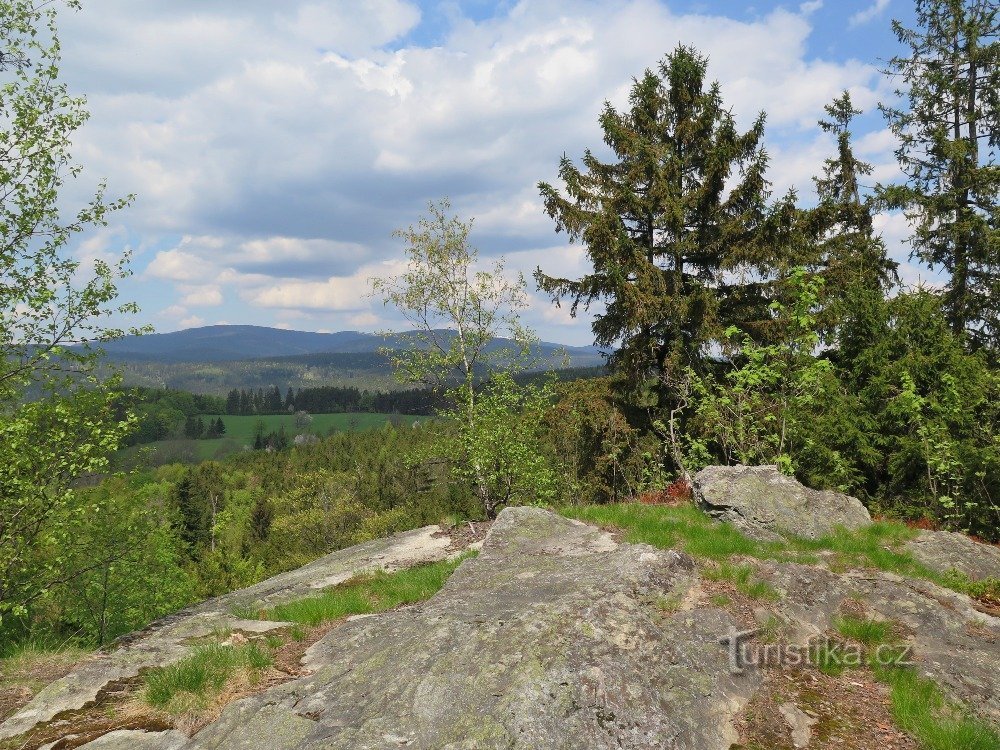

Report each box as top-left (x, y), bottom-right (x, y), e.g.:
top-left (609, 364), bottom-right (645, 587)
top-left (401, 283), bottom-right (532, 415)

top-left (693, 464), bottom-right (872, 541)
top-left (904, 529), bottom-right (1000, 581)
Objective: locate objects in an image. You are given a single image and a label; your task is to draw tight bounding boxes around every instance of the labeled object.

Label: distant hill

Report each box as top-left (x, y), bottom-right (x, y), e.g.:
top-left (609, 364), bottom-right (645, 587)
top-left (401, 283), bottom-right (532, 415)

top-left (97, 325), bottom-right (604, 365)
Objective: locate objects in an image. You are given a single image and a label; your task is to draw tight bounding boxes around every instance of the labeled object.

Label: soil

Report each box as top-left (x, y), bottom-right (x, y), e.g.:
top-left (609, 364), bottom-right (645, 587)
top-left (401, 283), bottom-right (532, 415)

top-left (0, 652), bottom-right (83, 724)
top-left (434, 519), bottom-right (493, 553)
top-left (734, 666), bottom-right (919, 750)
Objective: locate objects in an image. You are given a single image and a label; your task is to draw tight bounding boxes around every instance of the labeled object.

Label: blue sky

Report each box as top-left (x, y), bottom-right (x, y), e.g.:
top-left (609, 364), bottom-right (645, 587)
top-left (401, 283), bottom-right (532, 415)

top-left (53, 0), bottom-right (927, 345)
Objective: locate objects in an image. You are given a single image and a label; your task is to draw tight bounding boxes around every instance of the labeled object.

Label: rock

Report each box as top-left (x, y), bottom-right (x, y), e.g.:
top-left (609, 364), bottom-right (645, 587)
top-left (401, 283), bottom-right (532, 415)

top-left (69, 729), bottom-right (188, 749)
top-left (779, 701), bottom-right (817, 748)
top-left (904, 529), bottom-right (1000, 581)
top-left (693, 464), bottom-right (872, 541)
top-left (759, 561), bottom-right (1000, 721)
top-left (7, 506), bottom-right (999, 748)
top-left (190, 508), bottom-right (759, 749)
top-left (0, 524), bottom-right (452, 742)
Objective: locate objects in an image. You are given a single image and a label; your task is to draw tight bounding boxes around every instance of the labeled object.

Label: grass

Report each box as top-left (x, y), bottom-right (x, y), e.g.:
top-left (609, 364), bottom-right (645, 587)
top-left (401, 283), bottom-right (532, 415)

top-left (879, 667), bottom-right (1000, 750)
top-left (835, 615), bottom-right (894, 647)
top-left (703, 562), bottom-right (779, 600)
top-left (120, 412), bottom-right (427, 463)
top-left (557, 503), bottom-right (987, 597)
top-left (143, 642), bottom-right (272, 711)
top-left (265, 554), bottom-right (473, 626)
top-left (0, 641), bottom-right (88, 699)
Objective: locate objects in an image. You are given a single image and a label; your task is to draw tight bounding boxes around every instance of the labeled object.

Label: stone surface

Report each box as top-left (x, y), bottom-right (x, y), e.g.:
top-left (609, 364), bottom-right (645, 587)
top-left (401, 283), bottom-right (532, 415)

top-left (693, 464), bottom-right (872, 541)
top-left (70, 730), bottom-right (188, 750)
top-left (189, 508), bottom-right (758, 750)
top-left (779, 702), bottom-right (817, 748)
top-left (6, 506), bottom-right (1000, 749)
top-left (758, 561), bottom-right (1000, 722)
top-left (904, 529), bottom-right (1000, 581)
top-left (0, 525), bottom-right (452, 741)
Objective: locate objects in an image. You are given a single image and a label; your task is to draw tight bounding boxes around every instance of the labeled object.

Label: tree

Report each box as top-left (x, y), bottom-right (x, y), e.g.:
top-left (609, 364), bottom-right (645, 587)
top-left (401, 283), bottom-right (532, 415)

top-left (879, 0), bottom-right (1000, 347)
top-left (372, 200), bottom-right (548, 517)
top-left (535, 45), bottom-right (774, 424)
top-left (803, 91), bottom-right (897, 340)
top-left (0, 1), bottom-right (137, 623)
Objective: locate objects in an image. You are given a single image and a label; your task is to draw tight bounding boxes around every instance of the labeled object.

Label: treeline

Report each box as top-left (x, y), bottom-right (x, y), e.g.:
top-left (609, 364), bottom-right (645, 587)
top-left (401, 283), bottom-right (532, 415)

top-left (121, 388), bottom-right (226, 445)
top-left (223, 385), bottom-right (442, 416)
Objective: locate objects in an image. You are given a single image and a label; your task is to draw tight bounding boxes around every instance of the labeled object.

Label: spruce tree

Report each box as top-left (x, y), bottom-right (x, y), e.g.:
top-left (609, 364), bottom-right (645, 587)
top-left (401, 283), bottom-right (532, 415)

top-left (879, 0), bottom-right (1000, 347)
top-left (536, 45), bottom-right (772, 411)
top-left (804, 91), bottom-right (897, 341)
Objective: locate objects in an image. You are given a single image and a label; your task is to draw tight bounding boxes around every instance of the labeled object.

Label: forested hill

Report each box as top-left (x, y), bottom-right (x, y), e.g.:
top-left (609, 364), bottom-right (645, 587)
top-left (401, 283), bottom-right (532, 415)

top-left (96, 324), bottom-right (604, 365)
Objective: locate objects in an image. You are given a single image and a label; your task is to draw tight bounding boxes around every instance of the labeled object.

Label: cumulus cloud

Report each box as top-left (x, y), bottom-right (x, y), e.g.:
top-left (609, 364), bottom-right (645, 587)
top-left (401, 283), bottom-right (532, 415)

top-left (56, 0), bottom-right (903, 343)
top-left (849, 0), bottom-right (891, 28)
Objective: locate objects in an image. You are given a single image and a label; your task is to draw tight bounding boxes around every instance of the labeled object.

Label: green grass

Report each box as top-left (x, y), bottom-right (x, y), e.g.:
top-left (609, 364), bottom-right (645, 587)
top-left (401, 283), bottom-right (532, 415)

top-left (143, 642), bottom-right (272, 710)
top-left (120, 412), bottom-right (427, 463)
top-left (265, 554), bottom-right (473, 626)
top-left (557, 504), bottom-right (982, 595)
top-left (879, 668), bottom-right (1000, 750)
top-left (0, 641), bottom-right (88, 695)
top-left (835, 615), bottom-right (894, 647)
top-left (703, 562), bottom-right (779, 600)
top-left (199, 413), bottom-right (421, 444)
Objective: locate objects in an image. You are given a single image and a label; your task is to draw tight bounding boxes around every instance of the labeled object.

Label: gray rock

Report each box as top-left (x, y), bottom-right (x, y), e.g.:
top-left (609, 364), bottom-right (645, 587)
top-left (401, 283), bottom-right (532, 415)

top-left (693, 464), bottom-right (872, 541)
top-left (190, 508), bottom-right (759, 749)
top-left (779, 702), bottom-right (817, 748)
top-left (758, 561), bottom-right (1000, 721)
top-left (904, 529), bottom-right (1000, 581)
top-left (0, 524), bottom-right (452, 741)
top-left (71, 729), bottom-right (188, 749)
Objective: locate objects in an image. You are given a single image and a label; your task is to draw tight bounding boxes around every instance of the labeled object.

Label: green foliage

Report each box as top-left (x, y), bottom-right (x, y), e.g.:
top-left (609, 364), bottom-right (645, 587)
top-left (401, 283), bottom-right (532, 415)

top-left (266, 555), bottom-right (472, 626)
top-left (373, 201), bottom-right (556, 518)
top-left (0, 0), bottom-right (138, 624)
top-left (442, 373), bottom-right (558, 516)
top-left (55, 477), bottom-right (195, 645)
top-left (372, 199), bottom-right (534, 390)
top-left (879, 0), bottom-right (1000, 346)
top-left (803, 91), bottom-right (897, 339)
top-left (843, 290), bottom-right (1000, 538)
top-left (684, 270), bottom-right (841, 477)
top-left (143, 641), bottom-right (272, 711)
top-left (542, 377), bottom-right (660, 503)
top-left (536, 44), bottom-right (773, 398)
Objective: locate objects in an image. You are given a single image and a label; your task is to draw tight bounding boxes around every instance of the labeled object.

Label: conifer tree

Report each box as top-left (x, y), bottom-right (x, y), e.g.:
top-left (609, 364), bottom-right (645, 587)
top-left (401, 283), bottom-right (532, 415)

top-left (879, 0), bottom-right (1000, 347)
top-left (803, 91), bottom-right (897, 341)
top-left (535, 45), bottom-right (773, 413)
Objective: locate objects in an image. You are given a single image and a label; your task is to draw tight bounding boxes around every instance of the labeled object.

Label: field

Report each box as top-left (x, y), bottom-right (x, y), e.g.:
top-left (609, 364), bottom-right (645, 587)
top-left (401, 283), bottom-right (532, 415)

top-left (117, 412), bottom-right (424, 466)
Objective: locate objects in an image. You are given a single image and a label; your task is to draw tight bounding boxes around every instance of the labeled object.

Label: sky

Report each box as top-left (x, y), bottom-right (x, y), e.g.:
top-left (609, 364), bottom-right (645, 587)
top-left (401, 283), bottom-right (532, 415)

top-left (51, 0), bottom-right (927, 345)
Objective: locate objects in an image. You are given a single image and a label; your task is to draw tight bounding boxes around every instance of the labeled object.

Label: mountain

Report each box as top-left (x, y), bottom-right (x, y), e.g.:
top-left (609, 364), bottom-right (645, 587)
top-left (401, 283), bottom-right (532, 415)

top-left (97, 325), bottom-right (605, 365)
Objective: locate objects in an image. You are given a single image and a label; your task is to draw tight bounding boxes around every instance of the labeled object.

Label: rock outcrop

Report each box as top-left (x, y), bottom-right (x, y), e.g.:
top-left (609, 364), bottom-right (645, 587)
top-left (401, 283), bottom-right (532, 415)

top-left (693, 464), bottom-right (872, 541)
top-left (904, 529), bottom-right (1000, 581)
top-left (0, 524), bottom-right (453, 742)
top-left (190, 509), bottom-right (756, 749)
top-left (4, 504), bottom-right (998, 749)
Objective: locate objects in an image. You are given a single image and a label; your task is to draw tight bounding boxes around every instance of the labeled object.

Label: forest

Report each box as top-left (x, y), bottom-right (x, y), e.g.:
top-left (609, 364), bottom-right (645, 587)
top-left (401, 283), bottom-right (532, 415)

top-left (1, 0), bottom-right (998, 664)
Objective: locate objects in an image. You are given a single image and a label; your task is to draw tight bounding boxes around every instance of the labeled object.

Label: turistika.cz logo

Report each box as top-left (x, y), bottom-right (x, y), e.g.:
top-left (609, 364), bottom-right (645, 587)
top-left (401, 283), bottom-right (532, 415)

top-left (717, 626), bottom-right (914, 674)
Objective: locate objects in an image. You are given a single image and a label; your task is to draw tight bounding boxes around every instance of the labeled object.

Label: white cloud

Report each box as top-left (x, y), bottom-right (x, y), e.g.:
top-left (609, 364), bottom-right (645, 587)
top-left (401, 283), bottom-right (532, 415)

top-left (179, 314), bottom-right (206, 328)
top-left (849, 0), bottom-right (891, 28)
top-left (179, 285), bottom-right (224, 306)
top-left (56, 0), bottom-right (903, 343)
